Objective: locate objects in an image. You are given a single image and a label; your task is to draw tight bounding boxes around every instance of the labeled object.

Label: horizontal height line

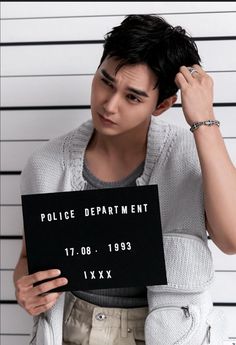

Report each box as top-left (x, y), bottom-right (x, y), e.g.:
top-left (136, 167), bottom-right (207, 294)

top-left (1, 73), bottom-right (95, 78)
top-left (0, 139), bottom-right (49, 143)
top-left (195, 36), bottom-right (236, 41)
top-left (0, 40), bottom-right (104, 46)
top-left (0, 14), bottom-right (124, 21)
top-left (1, 139), bottom-right (48, 142)
top-left (0, 204), bottom-right (21, 206)
top-left (2, 10), bottom-right (236, 21)
top-left (1, 103), bottom-right (236, 111)
top-left (1, 36), bottom-right (236, 46)
top-left (1, 10), bottom-right (236, 21)
top-left (1, 300), bottom-right (236, 306)
top-left (0, 137), bottom-right (235, 147)
top-left (0, 333), bottom-right (30, 336)
top-left (214, 302), bottom-right (236, 307)
top-left (0, 236), bottom-right (23, 240)
top-left (0, 105), bottom-right (91, 111)
top-left (0, 171), bottom-right (21, 175)
top-left (1, 70), bottom-right (236, 78)
top-left (215, 270), bottom-right (236, 273)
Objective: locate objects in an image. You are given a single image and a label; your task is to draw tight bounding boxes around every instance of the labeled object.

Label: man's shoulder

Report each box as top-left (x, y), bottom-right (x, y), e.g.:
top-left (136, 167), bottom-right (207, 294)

top-left (152, 116), bottom-right (193, 143)
top-left (152, 117), bottom-right (198, 165)
top-left (28, 131), bottom-right (72, 166)
top-left (28, 119), bottom-right (93, 164)
top-left (20, 120), bottom-right (93, 194)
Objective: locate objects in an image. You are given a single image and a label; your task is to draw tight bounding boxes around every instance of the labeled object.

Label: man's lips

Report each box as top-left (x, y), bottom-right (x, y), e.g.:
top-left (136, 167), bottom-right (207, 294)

top-left (98, 113), bottom-right (116, 125)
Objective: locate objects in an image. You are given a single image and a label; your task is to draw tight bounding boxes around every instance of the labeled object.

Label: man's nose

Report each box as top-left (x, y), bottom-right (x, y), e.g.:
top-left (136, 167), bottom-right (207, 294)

top-left (103, 93), bottom-right (119, 114)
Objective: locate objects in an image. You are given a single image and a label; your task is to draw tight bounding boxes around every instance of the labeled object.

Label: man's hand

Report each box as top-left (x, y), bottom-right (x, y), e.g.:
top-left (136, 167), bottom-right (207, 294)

top-left (15, 269), bottom-right (68, 316)
top-left (175, 64), bottom-right (215, 125)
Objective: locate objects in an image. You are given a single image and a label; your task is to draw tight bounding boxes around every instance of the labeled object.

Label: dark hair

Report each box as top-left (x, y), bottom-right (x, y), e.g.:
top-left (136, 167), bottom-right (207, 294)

top-left (99, 14), bottom-right (201, 105)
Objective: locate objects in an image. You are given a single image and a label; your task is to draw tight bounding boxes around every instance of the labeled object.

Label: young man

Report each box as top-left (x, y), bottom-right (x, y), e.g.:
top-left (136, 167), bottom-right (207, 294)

top-left (14, 15), bottom-right (236, 345)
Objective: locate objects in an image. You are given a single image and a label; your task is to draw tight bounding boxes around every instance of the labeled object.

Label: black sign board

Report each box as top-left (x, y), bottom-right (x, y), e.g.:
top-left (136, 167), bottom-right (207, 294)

top-left (21, 185), bottom-right (167, 291)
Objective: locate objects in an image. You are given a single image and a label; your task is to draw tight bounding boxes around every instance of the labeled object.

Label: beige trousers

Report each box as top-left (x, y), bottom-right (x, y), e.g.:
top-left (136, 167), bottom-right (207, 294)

top-left (63, 292), bottom-right (148, 345)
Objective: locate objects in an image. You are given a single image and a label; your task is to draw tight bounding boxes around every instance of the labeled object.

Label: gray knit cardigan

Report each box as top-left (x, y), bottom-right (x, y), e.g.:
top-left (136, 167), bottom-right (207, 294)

top-left (21, 117), bottom-right (225, 344)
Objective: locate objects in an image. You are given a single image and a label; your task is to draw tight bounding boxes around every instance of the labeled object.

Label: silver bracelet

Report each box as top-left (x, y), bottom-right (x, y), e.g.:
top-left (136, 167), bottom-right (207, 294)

top-left (190, 120), bottom-right (220, 132)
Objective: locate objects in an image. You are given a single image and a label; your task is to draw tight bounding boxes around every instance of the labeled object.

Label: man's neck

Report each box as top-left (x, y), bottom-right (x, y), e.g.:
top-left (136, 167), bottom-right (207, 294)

top-left (84, 121), bottom-right (150, 181)
top-left (89, 121), bottom-right (150, 162)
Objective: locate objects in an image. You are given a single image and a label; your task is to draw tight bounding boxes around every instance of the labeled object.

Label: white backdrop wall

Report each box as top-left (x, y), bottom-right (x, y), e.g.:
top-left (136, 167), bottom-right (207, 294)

top-left (1, 2), bottom-right (236, 344)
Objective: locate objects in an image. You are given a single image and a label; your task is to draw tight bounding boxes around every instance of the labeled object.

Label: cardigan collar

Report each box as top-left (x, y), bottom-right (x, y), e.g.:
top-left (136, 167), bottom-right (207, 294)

top-left (69, 116), bottom-right (172, 190)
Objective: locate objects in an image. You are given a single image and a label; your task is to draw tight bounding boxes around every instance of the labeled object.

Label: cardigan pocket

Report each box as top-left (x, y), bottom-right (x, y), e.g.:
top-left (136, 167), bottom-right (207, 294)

top-left (145, 233), bottom-right (225, 345)
top-left (145, 304), bottom-right (200, 345)
top-left (145, 304), bottom-right (225, 345)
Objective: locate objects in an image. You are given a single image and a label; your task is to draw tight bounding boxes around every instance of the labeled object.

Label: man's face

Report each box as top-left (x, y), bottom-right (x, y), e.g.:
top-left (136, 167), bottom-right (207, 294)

top-left (90, 57), bottom-right (159, 136)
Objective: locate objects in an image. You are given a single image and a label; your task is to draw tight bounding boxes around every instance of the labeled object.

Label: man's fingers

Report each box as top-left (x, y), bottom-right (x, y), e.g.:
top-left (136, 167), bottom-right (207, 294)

top-left (32, 300), bottom-right (58, 316)
top-left (177, 65), bottom-right (204, 84)
top-left (25, 293), bottom-right (62, 316)
top-left (32, 277), bottom-right (68, 296)
top-left (175, 71), bottom-right (188, 89)
top-left (192, 64), bottom-right (205, 76)
top-left (18, 269), bottom-right (61, 287)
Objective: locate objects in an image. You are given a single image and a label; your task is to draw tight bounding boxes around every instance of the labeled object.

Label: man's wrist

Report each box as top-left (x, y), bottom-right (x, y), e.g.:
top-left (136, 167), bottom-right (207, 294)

top-left (190, 120), bottom-right (220, 133)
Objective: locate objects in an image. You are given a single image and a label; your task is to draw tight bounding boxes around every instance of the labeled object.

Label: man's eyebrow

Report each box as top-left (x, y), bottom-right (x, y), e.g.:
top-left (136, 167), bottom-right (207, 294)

top-left (101, 69), bottom-right (115, 82)
top-left (101, 69), bottom-right (149, 98)
top-left (127, 87), bottom-right (149, 98)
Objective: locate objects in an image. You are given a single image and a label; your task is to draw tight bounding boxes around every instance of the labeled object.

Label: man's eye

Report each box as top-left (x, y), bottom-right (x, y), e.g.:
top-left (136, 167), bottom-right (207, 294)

top-left (127, 94), bottom-right (141, 103)
top-left (101, 78), bottom-right (113, 88)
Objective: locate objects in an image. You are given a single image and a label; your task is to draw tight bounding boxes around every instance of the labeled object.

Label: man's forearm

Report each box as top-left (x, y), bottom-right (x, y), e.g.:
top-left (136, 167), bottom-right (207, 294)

top-left (193, 125), bottom-right (236, 253)
top-left (13, 256), bottom-right (29, 285)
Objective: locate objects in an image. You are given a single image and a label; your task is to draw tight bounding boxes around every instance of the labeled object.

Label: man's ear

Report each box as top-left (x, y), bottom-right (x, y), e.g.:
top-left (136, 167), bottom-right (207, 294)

top-left (152, 94), bottom-right (177, 116)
